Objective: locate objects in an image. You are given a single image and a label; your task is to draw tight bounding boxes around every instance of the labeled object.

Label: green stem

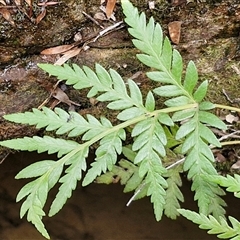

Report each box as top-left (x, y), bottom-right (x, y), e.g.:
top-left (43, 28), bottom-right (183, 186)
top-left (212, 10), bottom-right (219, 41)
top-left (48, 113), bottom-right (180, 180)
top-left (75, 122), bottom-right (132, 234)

top-left (58, 103), bottom-right (198, 166)
top-left (220, 141), bottom-right (240, 146)
top-left (215, 104), bottom-right (240, 113)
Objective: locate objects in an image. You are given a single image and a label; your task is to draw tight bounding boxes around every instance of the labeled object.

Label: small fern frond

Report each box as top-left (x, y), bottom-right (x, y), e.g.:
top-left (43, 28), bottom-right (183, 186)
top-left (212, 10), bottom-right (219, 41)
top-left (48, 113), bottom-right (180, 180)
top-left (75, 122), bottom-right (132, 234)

top-left (178, 209), bottom-right (240, 239)
top-left (122, 0), bottom-right (199, 105)
top-left (172, 105), bottom-right (227, 218)
top-left (163, 165), bottom-right (184, 219)
top-left (3, 107), bottom-right (120, 138)
top-left (191, 175), bottom-right (226, 219)
top-left (14, 145), bottom-right (89, 237)
top-left (15, 160), bottom-right (65, 239)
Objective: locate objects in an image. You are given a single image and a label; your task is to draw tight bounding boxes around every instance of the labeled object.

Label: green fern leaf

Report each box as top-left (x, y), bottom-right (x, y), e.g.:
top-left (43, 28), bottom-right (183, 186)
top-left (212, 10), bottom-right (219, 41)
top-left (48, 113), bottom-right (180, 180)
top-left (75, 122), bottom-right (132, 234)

top-left (131, 114), bottom-right (168, 220)
top-left (171, 50), bottom-right (183, 83)
top-left (199, 101), bottom-right (215, 110)
top-left (132, 117), bottom-right (167, 161)
top-left (183, 61), bottom-right (198, 94)
top-left (145, 91), bottom-right (155, 111)
top-left (15, 160), bottom-right (56, 179)
top-left (175, 117), bottom-right (196, 139)
top-left (178, 209), bottom-right (240, 239)
top-left (154, 85), bottom-right (184, 97)
top-left (172, 108), bottom-right (196, 122)
top-left (191, 175), bottom-right (226, 219)
top-left (163, 165), bottom-right (184, 219)
top-left (117, 107), bottom-right (145, 121)
top-left (17, 167), bottom-right (63, 239)
top-left (0, 136), bottom-right (79, 157)
top-left (204, 174), bottom-right (240, 198)
top-left (147, 71), bottom-right (174, 84)
top-left (172, 105), bottom-right (227, 217)
top-left (193, 80), bottom-right (208, 102)
top-left (49, 149), bottom-right (87, 216)
top-left (3, 107), bottom-right (106, 138)
top-left (144, 161), bottom-right (167, 221)
top-left (199, 111), bottom-right (227, 130)
top-left (38, 63), bottom-right (91, 89)
top-left (164, 96), bottom-right (191, 107)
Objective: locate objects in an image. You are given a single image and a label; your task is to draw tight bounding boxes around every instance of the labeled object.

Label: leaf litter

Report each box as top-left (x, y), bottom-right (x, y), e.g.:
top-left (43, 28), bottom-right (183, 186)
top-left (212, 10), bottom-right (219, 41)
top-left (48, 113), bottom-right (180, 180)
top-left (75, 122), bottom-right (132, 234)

top-left (0, 0), bottom-right (59, 25)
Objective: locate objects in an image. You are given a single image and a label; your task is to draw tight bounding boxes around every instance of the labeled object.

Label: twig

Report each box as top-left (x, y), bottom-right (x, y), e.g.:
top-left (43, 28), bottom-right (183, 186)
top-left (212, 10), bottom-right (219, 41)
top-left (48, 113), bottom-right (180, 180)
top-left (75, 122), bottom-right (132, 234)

top-left (222, 89), bottom-right (233, 103)
top-left (166, 157), bottom-right (185, 170)
top-left (0, 6), bottom-right (17, 8)
top-left (0, 152), bottom-right (10, 164)
top-left (126, 182), bottom-right (146, 207)
top-left (82, 11), bottom-right (104, 29)
top-left (218, 130), bottom-right (240, 142)
top-left (126, 157), bottom-right (185, 207)
top-left (38, 80), bottom-right (61, 109)
top-left (93, 21), bottom-right (124, 42)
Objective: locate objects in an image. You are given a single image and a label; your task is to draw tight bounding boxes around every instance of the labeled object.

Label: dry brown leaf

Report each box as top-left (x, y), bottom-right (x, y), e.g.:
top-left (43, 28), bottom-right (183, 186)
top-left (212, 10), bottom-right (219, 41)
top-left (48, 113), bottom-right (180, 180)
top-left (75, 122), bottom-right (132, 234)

top-left (36, 7), bottom-right (46, 24)
top-left (24, 0), bottom-right (31, 6)
top-left (14, 0), bottom-right (21, 6)
top-left (41, 44), bottom-right (74, 55)
top-left (231, 160), bottom-right (240, 170)
top-left (215, 152), bottom-right (226, 163)
top-left (0, 8), bottom-right (15, 26)
top-left (106, 0), bottom-right (116, 18)
top-left (225, 113), bottom-right (239, 123)
top-left (168, 21), bottom-right (182, 45)
top-left (54, 47), bottom-right (81, 66)
top-left (94, 12), bottom-right (107, 21)
top-left (37, 1), bottom-right (59, 6)
top-left (171, 0), bottom-right (186, 6)
top-left (24, 0), bottom-right (32, 17)
top-left (52, 87), bottom-right (81, 106)
top-left (0, 1), bottom-right (6, 5)
top-left (148, 1), bottom-right (155, 10)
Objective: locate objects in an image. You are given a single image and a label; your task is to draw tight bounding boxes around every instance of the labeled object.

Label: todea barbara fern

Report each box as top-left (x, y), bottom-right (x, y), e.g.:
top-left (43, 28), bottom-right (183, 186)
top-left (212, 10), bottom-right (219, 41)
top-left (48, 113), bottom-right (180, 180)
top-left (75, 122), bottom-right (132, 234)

top-left (0, 0), bottom-right (238, 238)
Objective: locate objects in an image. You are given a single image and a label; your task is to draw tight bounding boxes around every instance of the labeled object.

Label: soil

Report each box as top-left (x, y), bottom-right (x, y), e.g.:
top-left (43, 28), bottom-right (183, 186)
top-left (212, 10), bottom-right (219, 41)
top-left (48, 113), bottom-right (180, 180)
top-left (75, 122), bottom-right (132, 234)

top-left (0, 152), bottom-right (221, 240)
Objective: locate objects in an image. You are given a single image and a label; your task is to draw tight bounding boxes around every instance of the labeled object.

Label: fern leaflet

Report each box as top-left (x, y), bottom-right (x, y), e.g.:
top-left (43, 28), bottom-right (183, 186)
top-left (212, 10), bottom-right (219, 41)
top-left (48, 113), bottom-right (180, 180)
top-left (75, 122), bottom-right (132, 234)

top-left (178, 209), bottom-right (240, 239)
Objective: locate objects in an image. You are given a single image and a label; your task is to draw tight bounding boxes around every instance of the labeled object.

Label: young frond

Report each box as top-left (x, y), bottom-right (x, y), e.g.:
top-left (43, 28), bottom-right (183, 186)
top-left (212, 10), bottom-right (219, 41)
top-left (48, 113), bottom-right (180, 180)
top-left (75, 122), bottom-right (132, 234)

top-left (178, 209), bottom-right (240, 239)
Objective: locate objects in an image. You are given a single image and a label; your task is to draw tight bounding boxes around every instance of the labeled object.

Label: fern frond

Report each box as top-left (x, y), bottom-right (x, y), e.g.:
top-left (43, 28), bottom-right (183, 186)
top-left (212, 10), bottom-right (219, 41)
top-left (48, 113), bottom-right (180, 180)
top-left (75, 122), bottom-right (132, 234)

top-left (172, 104), bottom-right (227, 218)
top-left (122, 0), bottom-right (199, 105)
top-left (39, 63), bottom-right (151, 120)
top-left (178, 209), bottom-right (240, 239)
top-left (14, 145), bottom-right (89, 237)
top-left (16, 160), bottom-right (64, 239)
top-left (163, 165), bottom-right (184, 219)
